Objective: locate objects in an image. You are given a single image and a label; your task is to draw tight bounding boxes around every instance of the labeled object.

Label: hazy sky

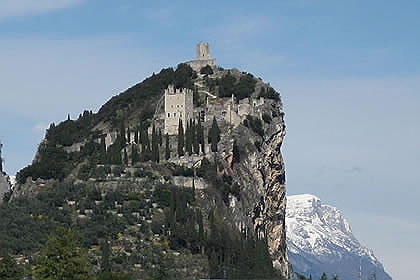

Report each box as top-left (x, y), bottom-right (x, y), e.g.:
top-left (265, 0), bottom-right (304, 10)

top-left (0, 1), bottom-right (419, 279)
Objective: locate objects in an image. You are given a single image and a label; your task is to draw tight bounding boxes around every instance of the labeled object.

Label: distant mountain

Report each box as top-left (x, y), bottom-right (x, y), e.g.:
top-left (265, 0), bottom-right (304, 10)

top-left (286, 194), bottom-right (392, 280)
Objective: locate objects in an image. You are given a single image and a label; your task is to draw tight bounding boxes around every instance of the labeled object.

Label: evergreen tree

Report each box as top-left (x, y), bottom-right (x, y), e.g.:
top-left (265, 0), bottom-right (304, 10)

top-left (120, 122), bottom-right (126, 146)
top-left (193, 120), bottom-right (199, 154)
top-left (209, 117), bottom-right (220, 152)
top-left (165, 133), bottom-right (170, 160)
top-left (177, 119), bottom-right (184, 157)
top-left (151, 125), bottom-right (159, 163)
top-left (197, 119), bottom-right (205, 154)
top-left (0, 254), bottom-right (23, 280)
top-left (134, 130), bottom-right (139, 144)
top-left (131, 144), bottom-right (140, 165)
top-left (32, 227), bottom-right (92, 280)
top-left (100, 135), bottom-right (107, 163)
top-left (123, 148), bottom-right (128, 165)
top-left (127, 127), bottom-right (132, 143)
top-left (320, 272), bottom-right (328, 280)
top-left (99, 240), bottom-right (111, 273)
top-left (158, 129), bottom-right (163, 147)
top-left (332, 275), bottom-right (339, 280)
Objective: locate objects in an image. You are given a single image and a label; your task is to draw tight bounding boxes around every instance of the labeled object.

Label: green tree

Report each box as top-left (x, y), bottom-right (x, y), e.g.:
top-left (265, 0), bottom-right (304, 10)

top-left (193, 120), bottom-right (199, 154)
top-left (165, 133), bottom-right (170, 160)
top-left (99, 240), bottom-right (111, 273)
top-left (185, 121), bottom-right (192, 156)
top-left (123, 148), bottom-right (128, 165)
top-left (0, 254), bottom-right (23, 280)
top-left (32, 227), bottom-right (92, 280)
top-left (158, 129), bottom-right (163, 147)
top-left (131, 144), bottom-right (140, 164)
top-left (97, 272), bottom-right (133, 280)
top-left (177, 119), bottom-right (184, 157)
top-left (332, 275), bottom-right (339, 280)
top-left (197, 119), bottom-right (205, 154)
top-left (208, 117), bottom-right (220, 152)
top-left (151, 125), bottom-right (159, 163)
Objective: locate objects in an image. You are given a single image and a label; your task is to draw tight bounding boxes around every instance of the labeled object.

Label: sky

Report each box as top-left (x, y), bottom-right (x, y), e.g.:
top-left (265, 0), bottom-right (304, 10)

top-left (0, 1), bottom-right (419, 278)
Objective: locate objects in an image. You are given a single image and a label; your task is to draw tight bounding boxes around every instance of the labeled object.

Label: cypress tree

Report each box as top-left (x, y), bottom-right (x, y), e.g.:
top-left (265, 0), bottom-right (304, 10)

top-left (158, 129), bottom-right (163, 147)
top-left (209, 117), bottom-right (220, 152)
top-left (100, 135), bottom-right (107, 163)
top-left (193, 120), bottom-right (199, 154)
top-left (177, 119), bottom-right (184, 157)
top-left (127, 126), bottom-right (131, 143)
top-left (186, 120), bottom-right (193, 155)
top-left (120, 122), bottom-right (126, 146)
top-left (134, 129), bottom-right (139, 144)
top-left (123, 148), bottom-right (128, 165)
top-left (165, 133), bottom-right (170, 160)
top-left (198, 119), bottom-right (205, 154)
top-left (152, 125), bottom-right (158, 162)
top-left (131, 144), bottom-right (140, 164)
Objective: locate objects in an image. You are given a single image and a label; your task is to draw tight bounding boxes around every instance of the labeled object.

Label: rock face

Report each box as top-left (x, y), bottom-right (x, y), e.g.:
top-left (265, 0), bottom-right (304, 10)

top-left (286, 194), bottom-right (392, 280)
top-left (0, 172), bottom-right (11, 203)
top-left (218, 96), bottom-right (291, 278)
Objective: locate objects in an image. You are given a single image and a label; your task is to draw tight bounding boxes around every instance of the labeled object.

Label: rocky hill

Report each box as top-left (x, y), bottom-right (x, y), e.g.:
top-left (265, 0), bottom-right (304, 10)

top-left (287, 194), bottom-right (392, 280)
top-left (3, 59), bottom-right (290, 279)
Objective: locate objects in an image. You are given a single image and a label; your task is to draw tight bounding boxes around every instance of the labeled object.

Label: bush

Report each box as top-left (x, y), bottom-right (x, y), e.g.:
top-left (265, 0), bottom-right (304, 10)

top-left (244, 115), bottom-right (264, 137)
top-left (200, 65), bottom-right (214, 75)
top-left (262, 113), bottom-right (272, 124)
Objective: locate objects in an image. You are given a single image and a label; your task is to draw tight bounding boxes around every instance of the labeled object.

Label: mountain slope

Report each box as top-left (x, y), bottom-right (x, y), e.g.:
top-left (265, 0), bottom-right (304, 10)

top-left (4, 61), bottom-right (291, 278)
top-left (286, 194), bottom-right (392, 280)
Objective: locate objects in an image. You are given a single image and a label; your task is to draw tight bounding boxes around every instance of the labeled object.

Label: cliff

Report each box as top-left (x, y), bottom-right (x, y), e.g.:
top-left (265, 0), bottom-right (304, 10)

top-left (7, 63), bottom-right (290, 278)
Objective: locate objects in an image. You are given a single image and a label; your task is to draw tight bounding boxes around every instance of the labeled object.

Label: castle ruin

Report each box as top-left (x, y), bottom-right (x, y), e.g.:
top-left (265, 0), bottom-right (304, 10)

top-left (186, 42), bottom-right (217, 72)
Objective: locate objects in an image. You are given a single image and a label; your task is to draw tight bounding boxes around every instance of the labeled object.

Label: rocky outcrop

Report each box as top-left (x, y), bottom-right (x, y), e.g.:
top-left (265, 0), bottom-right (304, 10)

top-left (0, 172), bottom-right (11, 203)
top-left (216, 97), bottom-right (291, 279)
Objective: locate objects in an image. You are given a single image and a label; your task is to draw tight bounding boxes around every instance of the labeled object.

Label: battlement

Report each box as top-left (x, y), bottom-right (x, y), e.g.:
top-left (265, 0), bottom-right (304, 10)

top-left (164, 84), bottom-right (193, 96)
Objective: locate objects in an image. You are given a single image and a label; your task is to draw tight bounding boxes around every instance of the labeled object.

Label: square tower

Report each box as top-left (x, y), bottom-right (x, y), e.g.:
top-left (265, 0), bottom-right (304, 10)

top-left (197, 42), bottom-right (211, 60)
top-left (164, 85), bottom-right (194, 135)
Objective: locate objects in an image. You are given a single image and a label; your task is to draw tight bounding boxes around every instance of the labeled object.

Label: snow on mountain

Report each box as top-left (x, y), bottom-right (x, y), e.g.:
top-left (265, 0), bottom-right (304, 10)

top-left (286, 194), bottom-right (392, 280)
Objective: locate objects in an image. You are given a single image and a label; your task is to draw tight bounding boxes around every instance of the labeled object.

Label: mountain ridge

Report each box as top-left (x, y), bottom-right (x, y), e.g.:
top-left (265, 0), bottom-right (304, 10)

top-left (286, 193), bottom-right (392, 280)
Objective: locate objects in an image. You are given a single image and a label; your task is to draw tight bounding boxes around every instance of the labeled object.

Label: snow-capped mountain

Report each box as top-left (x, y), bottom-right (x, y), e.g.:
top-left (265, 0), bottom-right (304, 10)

top-left (286, 194), bottom-right (392, 280)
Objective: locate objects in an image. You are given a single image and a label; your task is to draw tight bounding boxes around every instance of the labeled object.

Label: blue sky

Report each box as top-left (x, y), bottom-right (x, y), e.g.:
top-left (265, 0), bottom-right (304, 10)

top-left (0, 1), bottom-right (419, 278)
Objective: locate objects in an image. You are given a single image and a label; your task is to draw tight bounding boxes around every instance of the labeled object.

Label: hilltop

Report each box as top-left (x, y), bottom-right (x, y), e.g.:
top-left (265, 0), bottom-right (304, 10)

top-left (1, 43), bottom-right (290, 279)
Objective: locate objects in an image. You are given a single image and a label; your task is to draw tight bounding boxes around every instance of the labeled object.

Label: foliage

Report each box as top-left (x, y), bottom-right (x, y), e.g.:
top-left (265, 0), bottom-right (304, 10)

top-left (259, 87), bottom-right (280, 100)
top-left (208, 117), bottom-right (221, 152)
top-left (32, 227), bottom-right (92, 280)
top-left (177, 119), bottom-right (184, 157)
top-left (243, 115), bottom-right (264, 137)
top-left (0, 254), bottom-right (23, 280)
top-left (200, 65), bottom-right (214, 75)
top-left (217, 72), bottom-right (257, 100)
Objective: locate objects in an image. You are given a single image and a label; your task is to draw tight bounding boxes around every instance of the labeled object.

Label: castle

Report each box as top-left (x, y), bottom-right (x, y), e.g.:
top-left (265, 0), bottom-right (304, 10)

top-left (186, 42), bottom-right (217, 72)
top-left (164, 84), bottom-right (194, 135)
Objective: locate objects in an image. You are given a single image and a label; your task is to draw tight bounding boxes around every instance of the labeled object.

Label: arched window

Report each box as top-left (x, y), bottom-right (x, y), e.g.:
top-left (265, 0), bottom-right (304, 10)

top-left (168, 113), bottom-right (170, 118)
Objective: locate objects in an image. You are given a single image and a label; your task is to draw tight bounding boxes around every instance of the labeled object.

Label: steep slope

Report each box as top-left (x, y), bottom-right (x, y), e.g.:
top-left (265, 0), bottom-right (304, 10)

top-left (286, 194), bottom-right (392, 280)
top-left (5, 62), bottom-right (291, 278)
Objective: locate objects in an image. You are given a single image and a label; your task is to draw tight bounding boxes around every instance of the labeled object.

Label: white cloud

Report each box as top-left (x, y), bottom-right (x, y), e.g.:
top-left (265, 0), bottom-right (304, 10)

top-left (0, 0), bottom-right (86, 19)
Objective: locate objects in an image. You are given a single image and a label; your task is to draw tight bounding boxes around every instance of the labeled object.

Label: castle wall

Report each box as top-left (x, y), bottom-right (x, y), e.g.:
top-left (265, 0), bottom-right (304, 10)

top-left (186, 59), bottom-right (216, 72)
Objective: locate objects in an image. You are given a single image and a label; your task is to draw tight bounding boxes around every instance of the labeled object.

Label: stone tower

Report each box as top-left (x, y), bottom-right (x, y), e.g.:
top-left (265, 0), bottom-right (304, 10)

top-left (187, 42), bottom-right (217, 72)
top-left (197, 42), bottom-right (211, 60)
top-left (164, 85), bottom-right (194, 135)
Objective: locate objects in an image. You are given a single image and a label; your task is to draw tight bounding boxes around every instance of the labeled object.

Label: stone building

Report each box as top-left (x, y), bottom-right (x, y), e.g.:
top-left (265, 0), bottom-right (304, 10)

top-left (164, 84), bottom-right (194, 135)
top-left (186, 42), bottom-right (217, 72)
